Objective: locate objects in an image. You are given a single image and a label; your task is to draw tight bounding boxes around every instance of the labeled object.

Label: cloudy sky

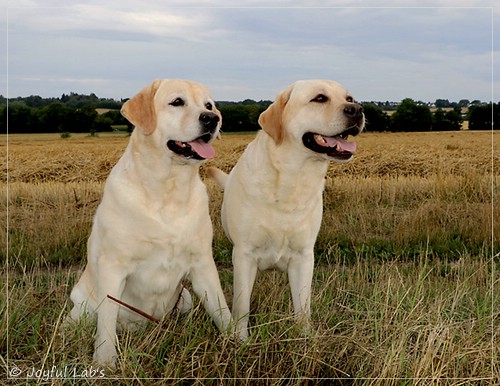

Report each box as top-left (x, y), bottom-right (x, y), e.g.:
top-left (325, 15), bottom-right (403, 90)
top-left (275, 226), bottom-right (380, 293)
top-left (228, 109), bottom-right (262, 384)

top-left (2, 0), bottom-right (498, 103)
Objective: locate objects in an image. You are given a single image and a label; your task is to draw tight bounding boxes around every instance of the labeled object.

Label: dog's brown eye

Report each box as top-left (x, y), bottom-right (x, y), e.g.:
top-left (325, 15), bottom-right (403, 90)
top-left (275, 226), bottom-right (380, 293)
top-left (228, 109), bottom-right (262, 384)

top-left (346, 96), bottom-right (354, 103)
top-left (169, 98), bottom-right (185, 107)
top-left (311, 94), bottom-right (328, 103)
top-left (205, 102), bottom-right (213, 110)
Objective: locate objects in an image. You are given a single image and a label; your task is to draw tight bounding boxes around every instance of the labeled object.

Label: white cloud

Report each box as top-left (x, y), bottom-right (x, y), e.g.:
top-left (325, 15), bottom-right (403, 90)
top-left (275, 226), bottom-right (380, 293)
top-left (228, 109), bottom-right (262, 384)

top-left (2, 3), bottom-right (497, 102)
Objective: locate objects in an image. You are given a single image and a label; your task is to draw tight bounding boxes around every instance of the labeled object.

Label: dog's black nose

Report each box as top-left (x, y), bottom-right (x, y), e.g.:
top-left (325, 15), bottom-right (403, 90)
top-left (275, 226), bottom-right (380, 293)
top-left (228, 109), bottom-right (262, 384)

top-left (343, 103), bottom-right (363, 119)
top-left (199, 112), bottom-right (220, 133)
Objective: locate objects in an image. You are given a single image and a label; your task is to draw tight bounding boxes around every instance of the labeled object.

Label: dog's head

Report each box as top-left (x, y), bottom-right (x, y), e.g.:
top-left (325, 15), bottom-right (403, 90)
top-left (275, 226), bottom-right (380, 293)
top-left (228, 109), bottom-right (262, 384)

top-left (121, 79), bottom-right (222, 162)
top-left (258, 79), bottom-right (364, 163)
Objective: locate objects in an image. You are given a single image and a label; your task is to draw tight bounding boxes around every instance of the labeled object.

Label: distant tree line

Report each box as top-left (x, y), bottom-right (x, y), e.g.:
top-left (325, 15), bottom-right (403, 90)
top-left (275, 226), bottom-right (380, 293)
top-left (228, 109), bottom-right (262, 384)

top-left (0, 93), bottom-right (128, 135)
top-left (217, 100), bottom-right (272, 132)
top-left (362, 99), bottom-right (499, 132)
top-left (1, 103), bottom-right (129, 134)
top-left (0, 93), bottom-right (497, 134)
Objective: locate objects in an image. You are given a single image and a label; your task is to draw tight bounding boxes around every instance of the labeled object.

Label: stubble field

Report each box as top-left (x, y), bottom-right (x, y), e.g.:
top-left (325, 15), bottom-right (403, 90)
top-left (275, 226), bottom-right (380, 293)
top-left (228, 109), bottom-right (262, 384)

top-left (1, 130), bottom-right (499, 384)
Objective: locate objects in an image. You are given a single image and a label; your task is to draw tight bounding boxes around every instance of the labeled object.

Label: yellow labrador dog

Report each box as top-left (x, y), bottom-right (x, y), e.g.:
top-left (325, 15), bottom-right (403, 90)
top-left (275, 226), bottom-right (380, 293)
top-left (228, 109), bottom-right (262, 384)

top-left (69, 79), bottom-right (233, 367)
top-left (209, 79), bottom-right (364, 341)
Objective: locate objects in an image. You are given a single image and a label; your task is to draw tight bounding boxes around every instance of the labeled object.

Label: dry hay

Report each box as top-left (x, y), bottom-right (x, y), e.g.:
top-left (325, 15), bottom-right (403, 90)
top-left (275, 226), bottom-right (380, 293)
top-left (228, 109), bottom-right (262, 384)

top-left (3, 137), bottom-right (126, 183)
top-left (2, 131), bottom-right (497, 184)
top-left (4, 130), bottom-right (496, 258)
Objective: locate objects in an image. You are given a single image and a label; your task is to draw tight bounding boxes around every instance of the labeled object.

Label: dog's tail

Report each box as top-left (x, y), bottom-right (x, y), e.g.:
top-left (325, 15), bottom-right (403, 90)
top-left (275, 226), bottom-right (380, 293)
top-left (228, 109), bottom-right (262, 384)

top-left (207, 167), bottom-right (228, 189)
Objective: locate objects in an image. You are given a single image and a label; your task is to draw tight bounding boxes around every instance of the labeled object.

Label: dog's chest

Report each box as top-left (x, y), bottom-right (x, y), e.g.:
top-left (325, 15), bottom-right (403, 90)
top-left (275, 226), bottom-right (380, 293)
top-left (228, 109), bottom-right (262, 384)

top-left (127, 255), bottom-right (188, 295)
top-left (227, 194), bottom-right (323, 272)
top-left (96, 177), bottom-right (213, 267)
top-left (132, 185), bottom-right (210, 244)
top-left (253, 224), bottom-right (314, 271)
top-left (256, 247), bottom-right (293, 271)
top-left (121, 255), bottom-right (188, 318)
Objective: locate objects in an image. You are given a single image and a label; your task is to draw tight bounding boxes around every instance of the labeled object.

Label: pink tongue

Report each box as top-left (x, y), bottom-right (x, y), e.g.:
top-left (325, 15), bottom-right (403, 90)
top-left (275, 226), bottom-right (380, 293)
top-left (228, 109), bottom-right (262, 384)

top-left (188, 139), bottom-right (215, 159)
top-left (324, 136), bottom-right (357, 153)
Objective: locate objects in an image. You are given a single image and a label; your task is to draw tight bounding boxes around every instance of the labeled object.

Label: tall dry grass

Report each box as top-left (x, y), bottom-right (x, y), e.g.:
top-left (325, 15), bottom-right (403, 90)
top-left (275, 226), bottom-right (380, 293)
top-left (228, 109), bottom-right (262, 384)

top-left (1, 254), bottom-right (497, 382)
top-left (3, 131), bottom-right (496, 266)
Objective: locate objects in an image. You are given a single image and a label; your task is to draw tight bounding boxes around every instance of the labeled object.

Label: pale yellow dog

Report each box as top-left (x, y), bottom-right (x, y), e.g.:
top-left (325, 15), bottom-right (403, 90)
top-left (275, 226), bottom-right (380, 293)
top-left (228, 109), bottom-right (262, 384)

top-left (209, 79), bottom-right (364, 341)
top-left (69, 79), bottom-right (233, 367)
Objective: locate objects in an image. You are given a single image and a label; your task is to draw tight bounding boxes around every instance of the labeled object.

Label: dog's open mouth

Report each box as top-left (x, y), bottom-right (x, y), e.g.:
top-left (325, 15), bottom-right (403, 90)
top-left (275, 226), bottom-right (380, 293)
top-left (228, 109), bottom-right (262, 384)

top-left (302, 128), bottom-right (358, 160)
top-left (167, 133), bottom-right (215, 160)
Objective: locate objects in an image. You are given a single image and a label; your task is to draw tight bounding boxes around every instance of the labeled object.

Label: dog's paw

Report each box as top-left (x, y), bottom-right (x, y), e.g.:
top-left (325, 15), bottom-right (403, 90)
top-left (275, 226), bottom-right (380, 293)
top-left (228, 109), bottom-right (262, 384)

top-left (58, 315), bottom-right (75, 335)
top-left (93, 342), bottom-right (117, 370)
top-left (175, 288), bottom-right (193, 315)
top-left (235, 327), bottom-right (249, 343)
top-left (225, 328), bottom-right (248, 346)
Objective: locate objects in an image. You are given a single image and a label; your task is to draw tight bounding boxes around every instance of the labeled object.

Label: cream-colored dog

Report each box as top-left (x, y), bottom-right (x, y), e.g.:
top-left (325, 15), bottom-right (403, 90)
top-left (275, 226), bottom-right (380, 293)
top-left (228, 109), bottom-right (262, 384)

top-left (209, 79), bottom-right (364, 340)
top-left (69, 79), bottom-right (233, 367)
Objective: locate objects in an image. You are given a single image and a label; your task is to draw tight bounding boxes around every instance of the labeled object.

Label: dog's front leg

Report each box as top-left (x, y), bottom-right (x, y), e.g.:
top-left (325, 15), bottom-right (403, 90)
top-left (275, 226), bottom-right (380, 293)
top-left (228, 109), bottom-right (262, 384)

top-left (93, 267), bottom-right (126, 369)
top-left (190, 261), bottom-right (233, 335)
top-left (232, 247), bottom-right (258, 341)
top-left (287, 255), bottom-right (314, 330)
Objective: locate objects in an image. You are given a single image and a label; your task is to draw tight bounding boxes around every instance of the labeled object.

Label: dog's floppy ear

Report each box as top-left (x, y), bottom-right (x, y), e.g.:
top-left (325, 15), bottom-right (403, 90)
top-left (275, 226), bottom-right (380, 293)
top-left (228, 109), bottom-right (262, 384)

top-left (121, 80), bottom-right (162, 135)
top-left (258, 85), bottom-right (293, 145)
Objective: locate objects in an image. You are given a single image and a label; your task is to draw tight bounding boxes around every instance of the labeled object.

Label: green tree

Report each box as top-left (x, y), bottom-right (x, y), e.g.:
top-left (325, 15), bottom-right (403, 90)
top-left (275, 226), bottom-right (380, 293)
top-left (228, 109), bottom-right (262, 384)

top-left (36, 103), bottom-right (74, 132)
top-left (6, 104), bottom-right (37, 133)
top-left (218, 101), bottom-right (270, 132)
top-left (93, 114), bottom-right (113, 133)
top-left (435, 99), bottom-right (451, 108)
top-left (73, 105), bottom-right (97, 132)
top-left (444, 108), bottom-right (463, 130)
top-left (468, 103), bottom-right (499, 130)
top-left (103, 110), bottom-right (128, 126)
top-left (390, 98), bottom-right (432, 132)
top-left (0, 106), bottom-right (6, 133)
top-left (219, 105), bottom-right (251, 132)
top-left (361, 103), bottom-right (389, 132)
top-left (432, 108), bottom-right (462, 131)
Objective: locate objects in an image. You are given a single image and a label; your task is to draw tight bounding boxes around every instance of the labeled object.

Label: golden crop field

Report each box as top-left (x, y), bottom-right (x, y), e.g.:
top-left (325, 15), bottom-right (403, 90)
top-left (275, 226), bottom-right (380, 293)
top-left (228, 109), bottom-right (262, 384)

top-left (1, 130), bottom-right (499, 382)
top-left (2, 130), bottom-right (498, 265)
top-left (2, 130), bottom-right (496, 182)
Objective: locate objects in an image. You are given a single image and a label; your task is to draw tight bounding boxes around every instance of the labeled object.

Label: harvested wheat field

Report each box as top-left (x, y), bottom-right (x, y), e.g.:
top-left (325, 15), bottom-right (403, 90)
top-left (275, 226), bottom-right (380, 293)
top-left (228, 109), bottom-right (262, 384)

top-left (2, 130), bottom-right (496, 182)
top-left (2, 131), bottom-right (498, 264)
top-left (1, 130), bottom-right (499, 384)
